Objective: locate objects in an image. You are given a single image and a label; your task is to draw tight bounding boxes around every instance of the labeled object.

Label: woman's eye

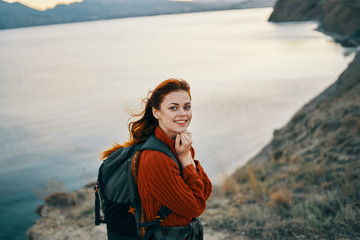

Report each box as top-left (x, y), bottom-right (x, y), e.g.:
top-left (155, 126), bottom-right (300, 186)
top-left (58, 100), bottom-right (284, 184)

top-left (170, 107), bottom-right (177, 110)
top-left (184, 106), bottom-right (191, 110)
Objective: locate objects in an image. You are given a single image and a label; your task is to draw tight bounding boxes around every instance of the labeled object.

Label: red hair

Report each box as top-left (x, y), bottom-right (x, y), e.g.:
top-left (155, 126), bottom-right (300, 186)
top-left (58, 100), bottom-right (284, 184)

top-left (101, 78), bottom-right (191, 159)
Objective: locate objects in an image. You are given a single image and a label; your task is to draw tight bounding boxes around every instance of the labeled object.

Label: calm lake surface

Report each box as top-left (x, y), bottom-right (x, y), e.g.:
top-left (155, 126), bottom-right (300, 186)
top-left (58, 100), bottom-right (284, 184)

top-left (0, 8), bottom-right (355, 240)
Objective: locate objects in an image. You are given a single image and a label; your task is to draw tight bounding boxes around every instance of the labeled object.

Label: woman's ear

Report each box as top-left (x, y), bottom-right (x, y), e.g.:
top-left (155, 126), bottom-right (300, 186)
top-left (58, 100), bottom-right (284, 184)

top-left (152, 107), bottom-right (159, 119)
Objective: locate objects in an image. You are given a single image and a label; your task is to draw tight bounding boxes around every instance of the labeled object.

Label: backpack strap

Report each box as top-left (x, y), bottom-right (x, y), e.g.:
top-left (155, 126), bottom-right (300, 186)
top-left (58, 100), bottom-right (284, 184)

top-left (138, 134), bottom-right (182, 240)
top-left (140, 134), bottom-right (182, 174)
top-left (139, 206), bottom-right (172, 240)
top-left (94, 163), bottom-right (105, 225)
top-left (94, 184), bottom-right (102, 225)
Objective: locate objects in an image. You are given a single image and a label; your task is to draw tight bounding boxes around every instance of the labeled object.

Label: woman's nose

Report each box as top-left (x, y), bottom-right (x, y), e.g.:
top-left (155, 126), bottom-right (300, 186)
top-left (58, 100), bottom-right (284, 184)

top-left (178, 109), bottom-right (185, 116)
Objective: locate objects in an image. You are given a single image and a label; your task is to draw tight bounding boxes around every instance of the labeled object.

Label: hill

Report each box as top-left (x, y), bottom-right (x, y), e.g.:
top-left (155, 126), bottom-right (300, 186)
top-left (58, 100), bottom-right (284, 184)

top-left (0, 0), bottom-right (276, 29)
top-left (200, 0), bottom-right (360, 239)
top-left (203, 51), bottom-right (360, 239)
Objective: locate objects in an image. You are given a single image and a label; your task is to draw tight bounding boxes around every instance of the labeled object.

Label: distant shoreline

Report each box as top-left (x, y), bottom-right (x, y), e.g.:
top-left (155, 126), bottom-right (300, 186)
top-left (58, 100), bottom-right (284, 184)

top-left (0, 0), bottom-right (276, 30)
top-left (0, 7), bottom-right (271, 31)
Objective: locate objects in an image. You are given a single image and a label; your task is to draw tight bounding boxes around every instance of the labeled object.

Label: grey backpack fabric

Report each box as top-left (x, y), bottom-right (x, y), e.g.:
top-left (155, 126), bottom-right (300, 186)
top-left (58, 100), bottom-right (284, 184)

top-left (152, 218), bottom-right (203, 240)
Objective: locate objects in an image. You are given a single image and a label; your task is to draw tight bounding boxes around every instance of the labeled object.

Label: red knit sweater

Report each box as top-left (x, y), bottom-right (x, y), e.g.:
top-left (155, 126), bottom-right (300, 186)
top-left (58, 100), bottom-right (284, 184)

top-left (137, 126), bottom-right (212, 227)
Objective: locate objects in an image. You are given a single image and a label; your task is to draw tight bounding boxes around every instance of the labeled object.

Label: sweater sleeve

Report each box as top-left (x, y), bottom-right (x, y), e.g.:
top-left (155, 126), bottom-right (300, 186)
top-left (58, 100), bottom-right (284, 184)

top-left (141, 150), bottom-right (207, 218)
top-left (194, 160), bottom-right (212, 200)
top-left (190, 148), bottom-right (212, 200)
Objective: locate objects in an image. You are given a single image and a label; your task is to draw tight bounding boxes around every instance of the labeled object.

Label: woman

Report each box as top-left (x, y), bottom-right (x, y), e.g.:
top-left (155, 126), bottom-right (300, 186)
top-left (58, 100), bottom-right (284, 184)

top-left (102, 78), bottom-right (212, 240)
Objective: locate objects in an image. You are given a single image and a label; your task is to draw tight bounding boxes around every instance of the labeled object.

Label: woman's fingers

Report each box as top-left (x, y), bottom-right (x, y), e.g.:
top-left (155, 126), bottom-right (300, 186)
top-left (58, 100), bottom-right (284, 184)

top-left (175, 133), bottom-right (181, 149)
top-left (179, 131), bottom-right (192, 146)
top-left (175, 131), bottom-right (195, 168)
top-left (175, 131), bottom-right (192, 156)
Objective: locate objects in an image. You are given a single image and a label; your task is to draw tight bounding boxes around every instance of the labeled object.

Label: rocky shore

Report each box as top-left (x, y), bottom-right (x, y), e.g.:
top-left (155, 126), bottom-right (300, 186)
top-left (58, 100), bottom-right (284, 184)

top-left (27, 184), bottom-right (107, 240)
top-left (26, 183), bottom-right (230, 240)
top-left (27, 1), bottom-right (360, 239)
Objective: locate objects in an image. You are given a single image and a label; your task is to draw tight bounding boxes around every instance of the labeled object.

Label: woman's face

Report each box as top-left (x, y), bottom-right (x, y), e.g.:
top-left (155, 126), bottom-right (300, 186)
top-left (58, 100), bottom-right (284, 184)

top-left (152, 90), bottom-right (192, 139)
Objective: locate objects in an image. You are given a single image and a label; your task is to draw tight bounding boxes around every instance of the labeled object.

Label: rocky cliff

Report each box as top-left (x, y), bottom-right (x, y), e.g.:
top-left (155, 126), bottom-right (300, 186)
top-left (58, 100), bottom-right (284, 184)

top-left (255, 0), bottom-right (360, 168)
top-left (202, 53), bottom-right (360, 239)
top-left (269, 0), bottom-right (360, 46)
top-left (251, 52), bottom-right (360, 165)
top-left (198, 1), bottom-right (360, 239)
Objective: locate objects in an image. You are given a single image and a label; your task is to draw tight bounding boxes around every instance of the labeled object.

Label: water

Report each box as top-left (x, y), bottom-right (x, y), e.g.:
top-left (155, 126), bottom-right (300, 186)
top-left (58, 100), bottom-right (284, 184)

top-left (0, 8), bottom-right (356, 240)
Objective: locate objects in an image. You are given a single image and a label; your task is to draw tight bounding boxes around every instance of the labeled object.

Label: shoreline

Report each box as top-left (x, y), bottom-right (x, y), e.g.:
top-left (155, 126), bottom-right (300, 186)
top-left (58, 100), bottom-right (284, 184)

top-left (25, 1), bottom-right (360, 238)
top-left (26, 183), bottom-right (231, 240)
top-left (27, 53), bottom-right (360, 240)
top-left (199, 0), bottom-right (360, 238)
top-left (2, 8), bottom-right (351, 240)
top-left (0, 1), bottom-right (276, 30)
top-left (0, 7), bottom-right (273, 32)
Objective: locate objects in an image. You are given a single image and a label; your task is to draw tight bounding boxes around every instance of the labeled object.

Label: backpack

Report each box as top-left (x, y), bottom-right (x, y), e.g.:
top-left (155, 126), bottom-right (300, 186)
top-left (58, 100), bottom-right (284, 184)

top-left (94, 134), bottom-right (181, 240)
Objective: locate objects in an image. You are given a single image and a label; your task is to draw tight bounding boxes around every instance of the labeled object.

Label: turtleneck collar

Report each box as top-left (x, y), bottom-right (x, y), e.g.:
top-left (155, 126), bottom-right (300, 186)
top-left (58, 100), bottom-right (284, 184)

top-left (154, 125), bottom-right (196, 164)
top-left (154, 126), bottom-right (177, 157)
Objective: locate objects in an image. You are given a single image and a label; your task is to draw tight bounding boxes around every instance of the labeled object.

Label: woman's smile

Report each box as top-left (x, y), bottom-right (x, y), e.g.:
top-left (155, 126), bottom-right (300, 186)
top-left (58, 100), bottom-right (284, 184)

top-left (175, 120), bottom-right (187, 125)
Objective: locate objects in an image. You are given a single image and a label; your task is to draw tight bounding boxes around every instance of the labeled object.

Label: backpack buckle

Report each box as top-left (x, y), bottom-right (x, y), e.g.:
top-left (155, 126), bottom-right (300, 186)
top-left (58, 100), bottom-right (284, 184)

top-left (154, 215), bottom-right (166, 223)
top-left (128, 206), bottom-right (136, 215)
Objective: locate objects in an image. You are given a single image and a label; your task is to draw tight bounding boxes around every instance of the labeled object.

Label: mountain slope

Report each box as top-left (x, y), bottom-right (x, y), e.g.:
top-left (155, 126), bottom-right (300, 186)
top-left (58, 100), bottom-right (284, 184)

top-left (0, 0), bottom-right (276, 29)
top-left (0, 1), bottom-right (51, 28)
top-left (200, 1), bottom-right (360, 238)
top-left (201, 52), bottom-right (360, 239)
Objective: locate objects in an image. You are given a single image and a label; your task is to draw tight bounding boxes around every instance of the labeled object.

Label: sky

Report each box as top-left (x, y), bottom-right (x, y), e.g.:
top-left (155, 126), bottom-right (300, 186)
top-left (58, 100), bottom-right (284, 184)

top-left (3, 0), bottom-right (83, 10)
top-left (3, 0), bottom-right (194, 10)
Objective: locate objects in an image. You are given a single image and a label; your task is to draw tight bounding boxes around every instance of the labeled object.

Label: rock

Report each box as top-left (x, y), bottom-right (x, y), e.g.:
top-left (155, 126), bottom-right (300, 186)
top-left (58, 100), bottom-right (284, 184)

top-left (44, 192), bottom-right (78, 208)
top-left (27, 186), bottom-right (106, 240)
top-left (269, 0), bottom-right (321, 21)
top-left (269, 0), bottom-right (360, 45)
top-left (251, 1), bottom-right (360, 165)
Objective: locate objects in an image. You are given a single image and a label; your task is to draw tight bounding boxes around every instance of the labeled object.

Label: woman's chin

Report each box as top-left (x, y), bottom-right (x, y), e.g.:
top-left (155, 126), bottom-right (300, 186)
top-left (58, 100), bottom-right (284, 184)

top-left (175, 125), bottom-right (188, 133)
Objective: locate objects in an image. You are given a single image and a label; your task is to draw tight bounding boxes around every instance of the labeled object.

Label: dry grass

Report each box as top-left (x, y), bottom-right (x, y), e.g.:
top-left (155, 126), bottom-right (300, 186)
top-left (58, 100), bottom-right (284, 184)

top-left (220, 175), bottom-right (241, 196)
top-left (31, 178), bottom-right (66, 200)
top-left (270, 188), bottom-right (292, 207)
top-left (206, 154), bottom-right (360, 239)
top-left (201, 44), bottom-right (360, 240)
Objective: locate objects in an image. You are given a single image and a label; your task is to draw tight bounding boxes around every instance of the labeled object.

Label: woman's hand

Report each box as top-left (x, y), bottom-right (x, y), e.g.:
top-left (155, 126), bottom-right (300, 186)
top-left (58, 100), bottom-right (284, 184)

top-left (175, 131), bottom-right (195, 168)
